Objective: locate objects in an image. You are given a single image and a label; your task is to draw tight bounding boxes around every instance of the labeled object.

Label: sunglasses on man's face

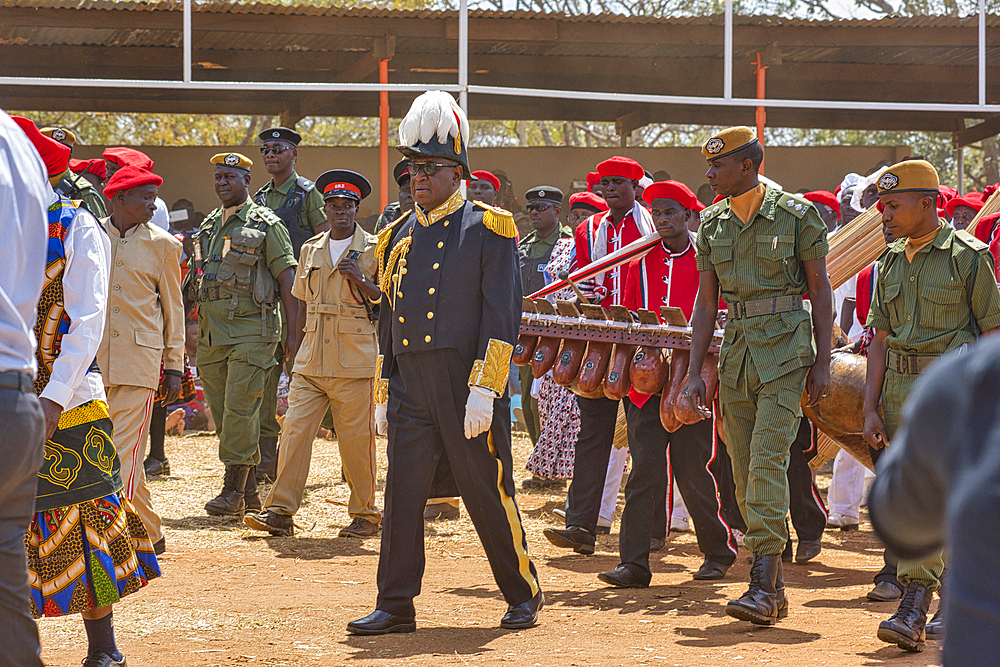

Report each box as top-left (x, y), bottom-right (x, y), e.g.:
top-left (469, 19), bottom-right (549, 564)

top-left (527, 203), bottom-right (553, 213)
top-left (259, 144), bottom-right (291, 156)
top-left (406, 162), bottom-right (458, 177)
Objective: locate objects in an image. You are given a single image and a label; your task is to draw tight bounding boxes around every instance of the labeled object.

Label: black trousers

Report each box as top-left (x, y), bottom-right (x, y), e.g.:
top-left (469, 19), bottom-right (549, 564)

top-left (619, 397), bottom-right (738, 583)
top-left (376, 349), bottom-right (539, 617)
top-left (0, 387), bottom-right (45, 667)
top-left (716, 418), bottom-right (828, 544)
top-left (566, 396), bottom-right (620, 533)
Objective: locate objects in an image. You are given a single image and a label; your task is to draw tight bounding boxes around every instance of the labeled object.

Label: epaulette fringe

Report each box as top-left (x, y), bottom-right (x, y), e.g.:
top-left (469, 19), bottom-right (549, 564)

top-left (474, 201), bottom-right (517, 238)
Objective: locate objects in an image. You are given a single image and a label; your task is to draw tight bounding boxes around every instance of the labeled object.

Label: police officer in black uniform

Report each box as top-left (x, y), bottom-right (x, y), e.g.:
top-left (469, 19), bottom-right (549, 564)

top-left (349, 91), bottom-right (541, 636)
top-left (252, 126), bottom-right (329, 482)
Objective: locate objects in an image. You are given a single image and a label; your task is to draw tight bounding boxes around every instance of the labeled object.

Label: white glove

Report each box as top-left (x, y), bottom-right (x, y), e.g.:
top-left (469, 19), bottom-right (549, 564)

top-left (374, 403), bottom-right (388, 436)
top-left (463, 386), bottom-right (495, 440)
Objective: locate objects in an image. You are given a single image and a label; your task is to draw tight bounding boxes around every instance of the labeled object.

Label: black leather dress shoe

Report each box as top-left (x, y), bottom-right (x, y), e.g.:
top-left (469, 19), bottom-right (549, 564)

top-left (347, 610), bottom-right (416, 635)
top-left (543, 526), bottom-right (595, 555)
top-left (500, 590), bottom-right (543, 629)
top-left (868, 581), bottom-right (903, 602)
top-left (795, 539), bottom-right (821, 563)
top-left (693, 559), bottom-right (730, 580)
top-left (597, 565), bottom-right (649, 588)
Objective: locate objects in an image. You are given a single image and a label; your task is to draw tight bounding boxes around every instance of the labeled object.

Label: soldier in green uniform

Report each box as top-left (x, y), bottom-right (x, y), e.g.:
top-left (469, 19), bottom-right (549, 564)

top-left (191, 152), bottom-right (299, 516)
top-left (862, 159), bottom-right (1000, 652)
top-left (686, 127), bottom-right (833, 626)
top-left (517, 185), bottom-right (572, 453)
top-left (40, 126), bottom-right (107, 218)
top-left (252, 127), bottom-right (328, 482)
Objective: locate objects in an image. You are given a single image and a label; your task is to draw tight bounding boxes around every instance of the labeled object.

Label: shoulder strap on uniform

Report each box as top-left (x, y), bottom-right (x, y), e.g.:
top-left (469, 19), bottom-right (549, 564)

top-left (954, 228), bottom-right (989, 251)
top-left (699, 198), bottom-right (729, 225)
top-left (776, 193), bottom-right (810, 219)
top-left (295, 176), bottom-right (315, 192)
top-left (473, 200), bottom-right (517, 238)
top-left (969, 250), bottom-right (981, 337)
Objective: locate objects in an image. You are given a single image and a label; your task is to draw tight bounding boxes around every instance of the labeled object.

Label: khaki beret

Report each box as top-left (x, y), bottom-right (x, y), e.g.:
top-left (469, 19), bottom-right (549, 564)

top-left (702, 126), bottom-right (758, 159)
top-left (40, 127), bottom-right (77, 146)
top-left (210, 152), bottom-right (253, 171)
top-left (876, 160), bottom-right (939, 195)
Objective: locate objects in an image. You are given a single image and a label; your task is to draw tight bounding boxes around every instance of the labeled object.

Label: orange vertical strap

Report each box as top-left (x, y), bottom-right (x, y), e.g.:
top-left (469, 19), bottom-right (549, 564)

top-left (379, 58), bottom-right (390, 211)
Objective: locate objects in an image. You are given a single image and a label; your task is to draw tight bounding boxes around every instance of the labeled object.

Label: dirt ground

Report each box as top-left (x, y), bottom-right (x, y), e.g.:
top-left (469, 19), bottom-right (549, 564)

top-left (37, 430), bottom-right (943, 667)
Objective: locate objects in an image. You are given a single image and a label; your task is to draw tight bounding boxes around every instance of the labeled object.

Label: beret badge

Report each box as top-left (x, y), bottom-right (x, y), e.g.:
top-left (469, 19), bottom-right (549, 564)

top-left (52, 128), bottom-right (67, 141)
top-left (705, 138), bottom-right (725, 155)
top-left (878, 173), bottom-right (899, 190)
top-left (224, 153), bottom-right (240, 167)
top-left (271, 131), bottom-right (281, 138)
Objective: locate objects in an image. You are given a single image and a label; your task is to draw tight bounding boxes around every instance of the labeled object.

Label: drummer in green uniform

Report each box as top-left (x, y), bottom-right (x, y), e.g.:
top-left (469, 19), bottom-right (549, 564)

top-left (517, 186), bottom-right (572, 453)
top-left (686, 127), bottom-right (833, 627)
top-left (191, 152), bottom-right (299, 516)
top-left (862, 159), bottom-right (1000, 653)
top-left (41, 126), bottom-right (107, 218)
top-left (252, 127), bottom-right (328, 482)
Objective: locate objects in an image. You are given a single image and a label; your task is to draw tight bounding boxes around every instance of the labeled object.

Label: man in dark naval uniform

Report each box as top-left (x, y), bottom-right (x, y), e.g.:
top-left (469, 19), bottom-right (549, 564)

top-left (348, 91), bottom-right (542, 635)
top-left (252, 126), bottom-right (329, 482)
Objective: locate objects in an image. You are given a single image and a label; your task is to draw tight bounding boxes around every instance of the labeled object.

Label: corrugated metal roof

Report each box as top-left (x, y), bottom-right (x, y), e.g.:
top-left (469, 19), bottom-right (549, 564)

top-left (2, 0), bottom-right (998, 26)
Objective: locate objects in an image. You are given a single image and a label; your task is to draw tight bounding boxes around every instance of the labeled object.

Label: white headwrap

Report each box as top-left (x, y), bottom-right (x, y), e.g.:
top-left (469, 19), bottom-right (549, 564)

top-left (850, 166), bottom-right (888, 214)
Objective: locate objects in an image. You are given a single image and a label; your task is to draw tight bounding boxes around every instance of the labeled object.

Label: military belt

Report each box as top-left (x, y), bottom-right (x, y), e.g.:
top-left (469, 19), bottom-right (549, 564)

top-left (886, 350), bottom-right (937, 375)
top-left (199, 286), bottom-right (228, 302)
top-left (727, 295), bottom-right (803, 321)
top-left (306, 302), bottom-right (368, 319)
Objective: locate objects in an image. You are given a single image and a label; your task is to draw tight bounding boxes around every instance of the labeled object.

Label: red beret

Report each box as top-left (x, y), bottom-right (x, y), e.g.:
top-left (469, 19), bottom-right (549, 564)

top-left (568, 191), bottom-right (609, 214)
top-left (103, 146), bottom-right (154, 170)
top-left (469, 170), bottom-right (500, 192)
top-left (691, 199), bottom-right (706, 213)
top-left (596, 156), bottom-right (644, 182)
top-left (803, 190), bottom-right (840, 218)
top-left (69, 158), bottom-right (107, 180)
top-left (945, 194), bottom-right (984, 218)
top-left (712, 194), bottom-right (725, 204)
top-left (12, 116), bottom-right (70, 177)
top-left (103, 164), bottom-right (163, 199)
top-left (641, 180), bottom-right (698, 211)
top-left (586, 172), bottom-right (600, 192)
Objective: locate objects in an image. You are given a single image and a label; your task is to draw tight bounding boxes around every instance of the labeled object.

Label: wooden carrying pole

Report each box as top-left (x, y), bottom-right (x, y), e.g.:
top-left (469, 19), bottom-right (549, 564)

top-left (826, 204), bottom-right (884, 290)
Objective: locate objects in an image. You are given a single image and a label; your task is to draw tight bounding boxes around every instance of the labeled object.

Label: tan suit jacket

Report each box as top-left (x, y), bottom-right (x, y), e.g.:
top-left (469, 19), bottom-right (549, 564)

top-left (291, 224), bottom-right (379, 379)
top-left (97, 218), bottom-right (185, 389)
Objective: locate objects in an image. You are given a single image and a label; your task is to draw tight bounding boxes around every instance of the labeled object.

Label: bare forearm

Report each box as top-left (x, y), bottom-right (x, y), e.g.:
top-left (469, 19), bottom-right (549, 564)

top-left (864, 332), bottom-right (888, 413)
top-left (688, 302), bottom-right (716, 376)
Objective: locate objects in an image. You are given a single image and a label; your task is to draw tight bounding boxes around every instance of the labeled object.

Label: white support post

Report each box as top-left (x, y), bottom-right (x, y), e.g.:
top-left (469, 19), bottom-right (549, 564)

top-left (183, 0), bottom-right (192, 84)
top-left (979, 0), bottom-right (986, 107)
top-left (724, 0), bottom-right (733, 100)
top-left (459, 0), bottom-right (469, 113)
top-left (958, 147), bottom-right (965, 195)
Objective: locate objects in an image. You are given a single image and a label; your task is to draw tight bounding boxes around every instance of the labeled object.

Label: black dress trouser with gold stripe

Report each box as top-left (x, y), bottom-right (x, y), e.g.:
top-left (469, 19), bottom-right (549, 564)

top-left (376, 349), bottom-right (540, 617)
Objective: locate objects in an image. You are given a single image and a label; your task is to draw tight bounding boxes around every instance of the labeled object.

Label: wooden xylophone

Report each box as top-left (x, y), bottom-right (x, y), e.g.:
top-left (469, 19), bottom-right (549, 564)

top-left (515, 298), bottom-right (723, 432)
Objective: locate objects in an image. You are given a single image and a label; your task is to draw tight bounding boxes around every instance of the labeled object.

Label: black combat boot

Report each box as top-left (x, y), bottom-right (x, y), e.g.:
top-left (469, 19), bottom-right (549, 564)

top-left (877, 581), bottom-right (932, 652)
top-left (257, 437), bottom-right (279, 483)
top-left (205, 465), bottom-right (250, 516)
top-left (244, 465), bottom-right (262, 512)
top-left (726, 554), bottom-right (787, 625)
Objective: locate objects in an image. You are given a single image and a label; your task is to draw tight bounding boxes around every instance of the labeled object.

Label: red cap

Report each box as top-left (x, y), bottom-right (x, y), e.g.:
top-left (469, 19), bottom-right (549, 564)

top-left (803, 190), bottom-right (840, 218)
top-left (103, 146), bottom-right (154, 170)
top-left (12, 116), bottom-right (70, 177)
top-left (712, 194), bottom-right (725, 204)
top-left (596, 156), bottom-right (644, 182)
top-left (586, 172), bottom-right (600, 192)
top-left (641, 180), bottom-right (698, 211)
top-left (983, 183), bottom-right (999, 200)
top-left (691, 199), bottom-right (706, 213)
top-left (945, 194), bottom-right (984, 218)
top-left (975, 211), bottom-right (1000, 244)
top-left (833, 184), bottom-right (842, 197)
top-left (568, 191), bottom-right (609, 214)
top-left (469, 170), bottom-right (500, 192)
top-left (103, 164), bottom-right (163, 198)
top-left (69, 158), bottom-right (107, 180)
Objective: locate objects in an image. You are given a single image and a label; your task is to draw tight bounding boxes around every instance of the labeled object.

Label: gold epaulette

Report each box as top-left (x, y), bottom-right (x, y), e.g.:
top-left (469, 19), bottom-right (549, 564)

top-left (474, 201), bottom-right (517, 238)
top-left (375, 210), bottom-right (411, 272)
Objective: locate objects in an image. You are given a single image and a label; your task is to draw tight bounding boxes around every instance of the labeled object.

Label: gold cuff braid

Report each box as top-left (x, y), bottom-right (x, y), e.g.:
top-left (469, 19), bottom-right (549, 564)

top-left (468, 338), bottom-right (514, 396)
top-left (374, 355), bottom-right (388, 404)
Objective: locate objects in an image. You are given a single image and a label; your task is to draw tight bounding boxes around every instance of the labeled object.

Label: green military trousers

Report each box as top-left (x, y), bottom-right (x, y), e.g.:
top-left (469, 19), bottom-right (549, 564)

top-left (259, 304), bottom-right (287, 440)
top-left (718, 353), bottom-right (809, 556)
top-left (882, 368), bottom-right (945, 591)
top-left (198, 340), bottom-right (278, 466)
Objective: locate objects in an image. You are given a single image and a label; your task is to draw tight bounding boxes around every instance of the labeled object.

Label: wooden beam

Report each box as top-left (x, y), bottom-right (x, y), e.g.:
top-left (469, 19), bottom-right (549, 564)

top-left (952, 115), bottom-right (1000, 148)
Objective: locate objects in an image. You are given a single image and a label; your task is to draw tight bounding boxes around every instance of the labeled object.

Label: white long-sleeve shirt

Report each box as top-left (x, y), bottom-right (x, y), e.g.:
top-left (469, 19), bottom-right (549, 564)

top-left (0, 110), bottom-right (49, 377)
top-left (39, 195), bottom-right (111, 411)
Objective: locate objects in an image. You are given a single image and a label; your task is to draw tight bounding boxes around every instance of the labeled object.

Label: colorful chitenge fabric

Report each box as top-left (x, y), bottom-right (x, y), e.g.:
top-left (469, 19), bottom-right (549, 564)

top-left (34, 198), bottom-right (78, 396)
top-left (26, 491), bottom-right (160, 618)
top-left (35, 400), bottom-right (121, 513)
